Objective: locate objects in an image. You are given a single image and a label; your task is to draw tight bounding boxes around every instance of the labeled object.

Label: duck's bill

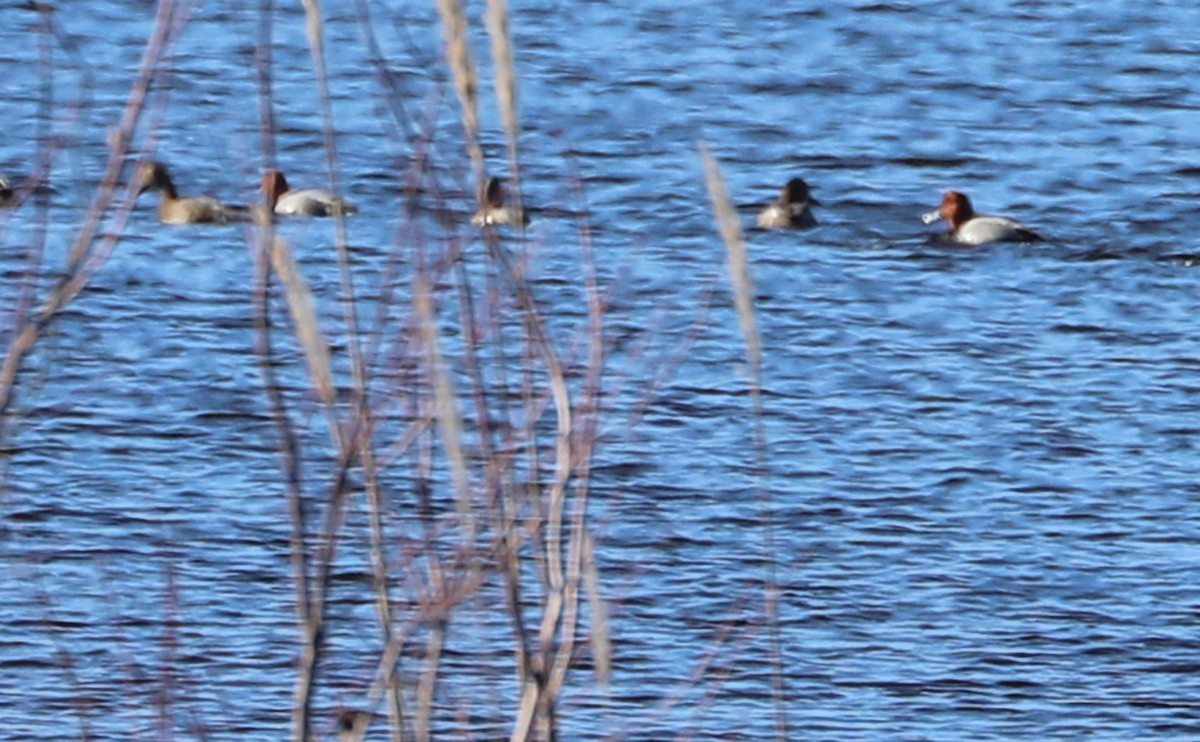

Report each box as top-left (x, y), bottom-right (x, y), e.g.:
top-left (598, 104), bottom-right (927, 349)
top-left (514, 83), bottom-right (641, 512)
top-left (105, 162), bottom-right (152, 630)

top-left (920, 210), bottom-right (941, 224)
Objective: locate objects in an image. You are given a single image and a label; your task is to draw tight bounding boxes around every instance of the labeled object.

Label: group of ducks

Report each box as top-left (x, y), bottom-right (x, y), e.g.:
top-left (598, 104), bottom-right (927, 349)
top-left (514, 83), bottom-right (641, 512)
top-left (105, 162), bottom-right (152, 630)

top-left (132, 160), bottom-right (357, 223)
top-left (129, 160), bottom-right (527, 228)
top-left (757, 176), bottom-right (1042, 245)
top-left (0, 162), bottom-right (1041, 246)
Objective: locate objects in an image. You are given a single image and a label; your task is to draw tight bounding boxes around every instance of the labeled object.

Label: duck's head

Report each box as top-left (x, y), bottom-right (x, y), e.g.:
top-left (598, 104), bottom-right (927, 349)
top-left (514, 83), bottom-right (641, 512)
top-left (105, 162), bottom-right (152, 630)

top-left (943, 190), bottom-right (973, 222)
top-left (781, 177), bottom-right (817, 206)
top-left (261, 170), bottom-right (290, 207)
top-left (133, 160), bottom-right (171, 195)
top-left (483, 176), bottom-right (508, 208)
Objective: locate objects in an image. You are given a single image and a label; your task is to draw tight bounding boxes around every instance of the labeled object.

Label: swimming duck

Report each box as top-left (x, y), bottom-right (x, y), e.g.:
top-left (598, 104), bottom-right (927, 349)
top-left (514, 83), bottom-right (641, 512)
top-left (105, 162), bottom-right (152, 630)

top-left (921, 190), bottom-right (1042, 245)
top-left (336, 709), bottom-right (370, 741)
top-left (261, 170), bottom-right (356, 217)
top-left (133, 160), bottom-right (238, 225)
top-left (756, 177), bottom-right (819, 229)
top-left (470, 176), bottom-right (529, 227)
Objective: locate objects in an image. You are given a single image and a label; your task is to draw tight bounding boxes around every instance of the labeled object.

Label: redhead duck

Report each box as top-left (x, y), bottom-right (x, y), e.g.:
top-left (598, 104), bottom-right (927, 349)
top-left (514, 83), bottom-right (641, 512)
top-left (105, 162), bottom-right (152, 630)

top-left (756, 177), bottom-right (819, 229)
top-left (470, 176), bottom-right (529, 227)
top-left (262, 170), bottom-right (356, 217)
top-left (133, 160), bottom-right (240, 225)
top-left (922, 190), bottom-right (1041, 245)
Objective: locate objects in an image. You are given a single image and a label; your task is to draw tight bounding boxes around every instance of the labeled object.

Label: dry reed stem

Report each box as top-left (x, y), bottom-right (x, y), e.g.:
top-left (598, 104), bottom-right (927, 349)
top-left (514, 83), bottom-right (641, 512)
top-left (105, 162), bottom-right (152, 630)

top-left (486, 0), bottom-right (518, 152)
top-left (354, 627), bottom-right (414, 742)
top-left (574, 171), bottom-right (610, 688)
top-left (262, 218), bottom-right (336, 405)
top-left (250, 223), bottom-right (311, 627)
top-left (486, 0), bottom-right (523, 217)
top-left (446, 223), bottom-right (543, 731)
top-left (255, 0), bottom-right (277, 171)
top-left (250, 10), bottom-right (317, 740)
top-left (251, 0), bottom-right (315, 643)
top-left (413, 274), bottom-right (476, 543)
top-left (350, 564), bottom-right (488, 742)
top-left (464, 5), bottom-right (525, 580)
top-left (365, 258), bottom-right (424, 735)
top-left (501, 530), bottom-right (534, 662)
top-left (452, 251), bottom-right (501, 493)
top-left (479, 238), bottom-right (574, 738)
top-left (295, 0), bottom-right (370, 459)
top-left (262, 6), bottom-right (363, 737)
top-left (545, 173), bottom-right (607, 707)
top-left (0, 8), bottom-right (60, 458)
top-left (13, 8), bottom-right (55, 357)
top-left (296, 467), bottom-right (366, 742)
top-left (297, 0), bottom-right (362, 398)
top-left (697, 142), bottom-right (760, 370)
top-left (0, 0), bottom-right (184, 423)
top-left (416, 620), bottom-right (446, 742)
top-left (4, 2), bottom-right (621, 740)
top-left (582, 532), bottom-right (611, 685)
top-left (436, 0), bottom-right (485, 191)
top-left (360, 79), bottom-right (442, 379)
top-left (360, 441), bottom-right (409, 742)
top-left (292, 419), bottom-right (375, 741)
top-left (698, 141), bottom-right (788, 739)
top-left (254, 202), bottom-right (402, 738)
top-left (510, 677), bottom-right (539, 742)
top-left (459, 221), bottom-right (595, 739)
top-left (331, 18), bottom-right (456, 738)
top-left (451, 232), bottom-right (538, 703)
top-left (410, 395), bottom-right (450, 740)
top-left (515, 290), bottom-right (572, 593)
top-left (290, 4), bottom-right (412, 739)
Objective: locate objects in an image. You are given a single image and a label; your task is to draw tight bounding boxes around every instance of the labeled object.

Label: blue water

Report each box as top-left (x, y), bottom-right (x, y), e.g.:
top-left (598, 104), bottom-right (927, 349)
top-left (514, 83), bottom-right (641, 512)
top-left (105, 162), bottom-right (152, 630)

top-left (2, 1), bottom-right (1200, 739)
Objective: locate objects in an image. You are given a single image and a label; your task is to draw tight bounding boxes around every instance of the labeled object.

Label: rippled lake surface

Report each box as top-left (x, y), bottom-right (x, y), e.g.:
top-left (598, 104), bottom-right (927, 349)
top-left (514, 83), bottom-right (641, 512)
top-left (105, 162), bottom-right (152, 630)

top-left (3, 1), bottom-right (1200, 739)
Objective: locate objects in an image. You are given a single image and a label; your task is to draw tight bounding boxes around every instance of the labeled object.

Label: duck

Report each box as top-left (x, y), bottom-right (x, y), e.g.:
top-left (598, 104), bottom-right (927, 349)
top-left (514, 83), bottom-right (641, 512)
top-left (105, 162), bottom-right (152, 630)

top-left (133, 160), bottom-right (240, 225)
top-left (756, 177), bottom-right (819, 229)
top-left (336, 709), bottom-right (370, 741)
top-left (261, 169), bottom-right (356, 217)
top-left (921, 190), bottom-right (1042, 245)
top-left (470, 176), bottom-right (529, 227)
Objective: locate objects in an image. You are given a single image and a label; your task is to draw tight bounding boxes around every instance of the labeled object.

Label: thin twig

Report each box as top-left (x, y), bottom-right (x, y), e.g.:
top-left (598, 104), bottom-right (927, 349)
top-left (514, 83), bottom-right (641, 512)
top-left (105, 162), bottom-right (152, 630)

top-left (698, 141), bottom-right (787, 740)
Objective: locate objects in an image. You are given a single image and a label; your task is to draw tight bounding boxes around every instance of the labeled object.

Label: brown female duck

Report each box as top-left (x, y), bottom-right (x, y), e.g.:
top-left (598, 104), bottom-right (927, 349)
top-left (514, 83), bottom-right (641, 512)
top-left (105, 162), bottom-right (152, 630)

top-left (134, 160), bottom-right (239, 225)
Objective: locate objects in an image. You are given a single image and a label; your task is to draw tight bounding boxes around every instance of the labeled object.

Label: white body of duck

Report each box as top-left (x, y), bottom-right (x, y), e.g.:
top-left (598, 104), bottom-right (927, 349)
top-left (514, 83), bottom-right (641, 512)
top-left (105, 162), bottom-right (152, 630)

top-left (756, 177), bottom-right (819, 229)
top-left (262, 170), bottom-right (356, 217)
top-left (922, 190), bottom-right (1041, 245)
